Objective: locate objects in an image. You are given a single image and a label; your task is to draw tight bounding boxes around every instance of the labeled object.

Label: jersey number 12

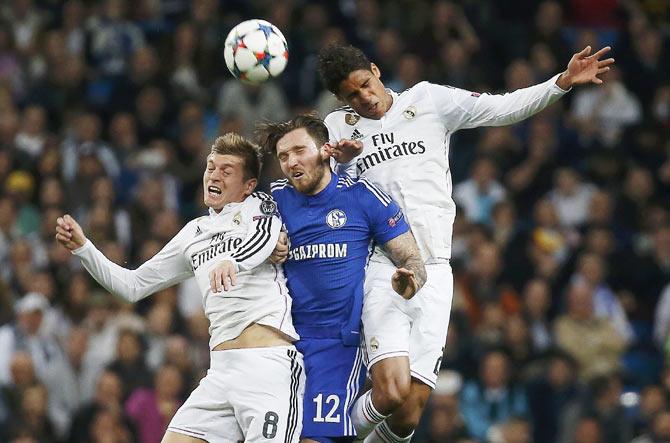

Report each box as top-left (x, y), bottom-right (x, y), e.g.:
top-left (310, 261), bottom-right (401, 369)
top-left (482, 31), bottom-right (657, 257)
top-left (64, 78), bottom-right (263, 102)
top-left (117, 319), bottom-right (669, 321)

top-left (313, 393), bottom-right (341, 423)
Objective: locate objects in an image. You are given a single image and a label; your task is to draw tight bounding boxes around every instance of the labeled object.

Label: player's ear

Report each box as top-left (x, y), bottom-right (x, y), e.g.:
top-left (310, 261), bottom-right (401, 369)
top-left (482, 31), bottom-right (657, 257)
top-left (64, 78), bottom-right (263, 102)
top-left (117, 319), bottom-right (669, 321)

top-left (244, 178), bottom-right (257, 196)
top-left (319, 144), bottom-right (331, 162)
top-left (371, 63), bottom-right (381, 79)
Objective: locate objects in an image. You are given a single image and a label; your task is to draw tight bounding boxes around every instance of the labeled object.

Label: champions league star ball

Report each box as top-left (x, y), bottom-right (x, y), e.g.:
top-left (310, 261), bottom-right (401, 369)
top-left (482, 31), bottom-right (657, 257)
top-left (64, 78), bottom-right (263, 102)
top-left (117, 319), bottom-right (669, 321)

top-left (224, 19), bottom-right (289, 84)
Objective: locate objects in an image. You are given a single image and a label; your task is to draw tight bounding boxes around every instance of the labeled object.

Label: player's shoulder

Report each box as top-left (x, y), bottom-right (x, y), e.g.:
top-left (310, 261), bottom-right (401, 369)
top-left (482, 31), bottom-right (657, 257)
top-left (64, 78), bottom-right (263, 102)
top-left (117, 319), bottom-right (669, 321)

top-left (327, 104), bottom-right (356, 116)
top-left (250, 190), bottom-right (274, 202)
top-left (186, 216), bottom-right (206, 228)
top-left (324, 105), bottom-right (359, 128)
top-left (334, 174), bottom-right (356, 190)
top-left (244, 191), bottom-right (279, 217)
top-left (350, 177), bottom-right (392, 208)
top-left (400, 81), bottom-right (444, 99)
top-left (332, 175), bottom-right (390, 208)
top-left (180, 217), bottom-right (202, 238)
top-left (270, 179), bottom-right (294, 197)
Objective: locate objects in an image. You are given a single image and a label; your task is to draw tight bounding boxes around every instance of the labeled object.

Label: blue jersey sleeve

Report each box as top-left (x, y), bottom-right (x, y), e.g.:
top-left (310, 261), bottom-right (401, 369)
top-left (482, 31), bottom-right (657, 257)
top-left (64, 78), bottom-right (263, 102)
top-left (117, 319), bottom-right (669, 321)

top-left (356, 179), bottom-right (409, 244)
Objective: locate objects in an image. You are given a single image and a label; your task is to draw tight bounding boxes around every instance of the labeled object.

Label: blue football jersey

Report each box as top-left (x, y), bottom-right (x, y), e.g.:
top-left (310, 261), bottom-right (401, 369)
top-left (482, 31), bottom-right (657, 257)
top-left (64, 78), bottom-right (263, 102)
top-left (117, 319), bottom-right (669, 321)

top-left (271, 173), bottom-right (409, 346)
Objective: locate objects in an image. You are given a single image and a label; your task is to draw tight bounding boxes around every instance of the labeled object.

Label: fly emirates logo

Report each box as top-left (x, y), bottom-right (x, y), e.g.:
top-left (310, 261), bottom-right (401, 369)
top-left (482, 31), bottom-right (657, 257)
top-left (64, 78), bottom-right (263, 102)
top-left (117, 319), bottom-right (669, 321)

top-left (191, 234), bottom-right (243, 270)
top-left (355, 132), bottom-right (427, 175)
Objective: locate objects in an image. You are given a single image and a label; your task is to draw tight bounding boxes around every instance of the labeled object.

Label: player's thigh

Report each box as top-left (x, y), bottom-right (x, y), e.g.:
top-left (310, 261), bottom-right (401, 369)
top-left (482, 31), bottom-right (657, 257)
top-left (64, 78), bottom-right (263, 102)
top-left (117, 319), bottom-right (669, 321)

top-left (166, 366), bottom-right (242, 442)
top-left (297, 338), bottom-right (366, 440)
top-left (232, 346), bottom-right (305, 443)
top-left (408, 263), bottom-right (454, 388)
top-left (362, 261), bottom-right (415, 368)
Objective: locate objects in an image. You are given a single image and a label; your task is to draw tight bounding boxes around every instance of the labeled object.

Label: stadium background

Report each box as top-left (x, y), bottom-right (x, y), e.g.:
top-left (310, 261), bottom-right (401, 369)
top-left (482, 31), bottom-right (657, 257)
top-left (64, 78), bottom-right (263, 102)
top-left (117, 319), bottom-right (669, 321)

top-left (0, 0), bottom-right (668, 442)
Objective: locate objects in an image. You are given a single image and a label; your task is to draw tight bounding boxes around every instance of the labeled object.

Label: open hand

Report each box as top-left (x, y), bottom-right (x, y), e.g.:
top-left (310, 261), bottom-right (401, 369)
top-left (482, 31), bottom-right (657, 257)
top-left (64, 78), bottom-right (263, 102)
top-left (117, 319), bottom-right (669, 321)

top-left (209, 260), bottom-right (237, 292)
top-left (557, 46), bottom-right (615, 89)
top-left (55, 214), bottom-right (86, 251)
top-left (323, 139), bottom-right (364, 164)
top-left (392, 267), bottom-right (420, 300)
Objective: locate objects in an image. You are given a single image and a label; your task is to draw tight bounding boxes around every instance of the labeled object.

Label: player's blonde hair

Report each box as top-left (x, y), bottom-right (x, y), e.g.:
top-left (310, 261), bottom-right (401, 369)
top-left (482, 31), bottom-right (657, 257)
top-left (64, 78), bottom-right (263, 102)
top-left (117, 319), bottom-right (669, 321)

top-left (210, 133), bottom-right (262, 180)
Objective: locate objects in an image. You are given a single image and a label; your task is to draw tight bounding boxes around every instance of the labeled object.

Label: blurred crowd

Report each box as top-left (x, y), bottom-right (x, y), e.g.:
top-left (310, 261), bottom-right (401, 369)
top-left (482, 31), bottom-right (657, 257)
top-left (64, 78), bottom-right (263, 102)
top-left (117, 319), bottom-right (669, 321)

top-left (0, 0), bottom-right (668, 442)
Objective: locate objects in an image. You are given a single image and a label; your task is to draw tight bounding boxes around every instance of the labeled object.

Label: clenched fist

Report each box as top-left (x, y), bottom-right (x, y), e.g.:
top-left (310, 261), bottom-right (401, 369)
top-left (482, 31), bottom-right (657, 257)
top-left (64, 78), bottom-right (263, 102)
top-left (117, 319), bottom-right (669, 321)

top-left (55, 214), bottom-right (86, 251)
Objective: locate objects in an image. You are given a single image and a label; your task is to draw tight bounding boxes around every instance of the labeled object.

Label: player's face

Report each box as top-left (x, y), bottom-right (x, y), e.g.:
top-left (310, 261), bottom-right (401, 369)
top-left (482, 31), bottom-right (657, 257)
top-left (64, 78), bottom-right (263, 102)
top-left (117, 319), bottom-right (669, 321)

top-left (203, 153), bottom-right (256, 212)
top-left (337, 63), bottom-right (393, 120)
top-left (276, 128), bottom-right (330, 195)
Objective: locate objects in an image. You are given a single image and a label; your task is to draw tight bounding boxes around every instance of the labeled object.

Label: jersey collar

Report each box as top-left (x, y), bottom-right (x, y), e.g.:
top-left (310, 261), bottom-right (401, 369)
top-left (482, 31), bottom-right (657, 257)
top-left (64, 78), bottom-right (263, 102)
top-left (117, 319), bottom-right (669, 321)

top-left (208, 200), bottom-right (244, 217)
top-left (386, 88), bottom-right (399, 113)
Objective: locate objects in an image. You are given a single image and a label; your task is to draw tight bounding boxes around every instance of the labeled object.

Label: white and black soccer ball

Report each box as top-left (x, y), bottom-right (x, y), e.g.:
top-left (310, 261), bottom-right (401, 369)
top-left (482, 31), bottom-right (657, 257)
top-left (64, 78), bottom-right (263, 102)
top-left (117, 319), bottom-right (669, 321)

top-left (224, 19), bottom-right (289, 84)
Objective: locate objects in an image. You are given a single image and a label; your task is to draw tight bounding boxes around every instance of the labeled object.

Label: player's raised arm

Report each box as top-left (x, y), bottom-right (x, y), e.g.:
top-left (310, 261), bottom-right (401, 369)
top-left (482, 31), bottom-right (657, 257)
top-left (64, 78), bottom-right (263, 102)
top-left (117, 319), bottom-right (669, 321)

top-left (427, 46), bottom-right (614, 131)
top-left (56, 214), bottom-right (192, 302)
top-left (382, 231), bottom-right (427, 300)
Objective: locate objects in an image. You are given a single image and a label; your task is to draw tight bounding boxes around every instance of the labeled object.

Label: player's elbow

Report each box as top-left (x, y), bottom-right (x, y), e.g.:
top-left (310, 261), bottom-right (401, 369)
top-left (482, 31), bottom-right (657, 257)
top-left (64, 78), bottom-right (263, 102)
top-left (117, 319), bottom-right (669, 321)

top-left (121, 276), bottom-right (152, 303)
top-left (116, 288), bottom-right (143, 304)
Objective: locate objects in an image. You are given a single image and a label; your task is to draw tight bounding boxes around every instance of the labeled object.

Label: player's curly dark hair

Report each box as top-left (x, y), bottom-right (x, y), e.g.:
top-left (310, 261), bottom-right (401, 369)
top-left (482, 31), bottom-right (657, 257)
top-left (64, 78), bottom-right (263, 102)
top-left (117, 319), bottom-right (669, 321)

top-left (256, 113), bottom-right (329, 156)
top-left (317, 44), bottom-right (372, 95)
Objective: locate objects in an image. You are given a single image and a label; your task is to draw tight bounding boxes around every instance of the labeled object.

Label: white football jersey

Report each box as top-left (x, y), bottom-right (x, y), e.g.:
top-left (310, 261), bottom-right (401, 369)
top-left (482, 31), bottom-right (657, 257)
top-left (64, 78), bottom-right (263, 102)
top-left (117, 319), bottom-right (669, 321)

top-left (73, 192), bottom-right (298, 349)
top-left (325, 74), bottom-right (568, 263)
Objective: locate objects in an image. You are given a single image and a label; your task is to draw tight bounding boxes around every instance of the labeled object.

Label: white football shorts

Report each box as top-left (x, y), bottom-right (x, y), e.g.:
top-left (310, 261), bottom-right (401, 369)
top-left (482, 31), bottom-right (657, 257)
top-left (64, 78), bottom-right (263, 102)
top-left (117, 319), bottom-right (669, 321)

top-left (167, 345), bottom-right (305, 442)
top-left (361, 260), bottom-right (453, 388)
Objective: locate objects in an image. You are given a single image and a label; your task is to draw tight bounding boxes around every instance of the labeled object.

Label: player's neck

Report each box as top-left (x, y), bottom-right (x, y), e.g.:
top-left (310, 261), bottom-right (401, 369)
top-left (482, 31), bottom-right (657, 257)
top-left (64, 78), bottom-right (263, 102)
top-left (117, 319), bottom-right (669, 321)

top-left (306, 169), bottom-right (332, 196)
top-left (383, 90), bottom-right (393, 114)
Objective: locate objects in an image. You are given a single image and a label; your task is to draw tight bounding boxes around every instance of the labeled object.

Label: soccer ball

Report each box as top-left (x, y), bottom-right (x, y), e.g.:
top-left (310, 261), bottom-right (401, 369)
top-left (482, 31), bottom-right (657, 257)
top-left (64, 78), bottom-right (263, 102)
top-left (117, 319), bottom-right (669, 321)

top-left (224, 19), bottom-right (289, 84)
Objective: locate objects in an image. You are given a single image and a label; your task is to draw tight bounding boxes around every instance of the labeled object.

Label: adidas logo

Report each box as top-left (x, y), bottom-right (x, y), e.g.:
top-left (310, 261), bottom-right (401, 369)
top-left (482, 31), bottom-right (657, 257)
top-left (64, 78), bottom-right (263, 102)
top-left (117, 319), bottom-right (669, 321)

top-left (351, 129), bottom-right (364, 140)
top-left (195, 225), bottom-right (202, 236)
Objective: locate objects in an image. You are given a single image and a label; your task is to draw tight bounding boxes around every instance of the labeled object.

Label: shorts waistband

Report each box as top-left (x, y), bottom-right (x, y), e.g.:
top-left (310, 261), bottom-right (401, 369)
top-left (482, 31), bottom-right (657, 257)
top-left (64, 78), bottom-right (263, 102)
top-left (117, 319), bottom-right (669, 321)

top-left (210, 344), bottom-right (296, 356)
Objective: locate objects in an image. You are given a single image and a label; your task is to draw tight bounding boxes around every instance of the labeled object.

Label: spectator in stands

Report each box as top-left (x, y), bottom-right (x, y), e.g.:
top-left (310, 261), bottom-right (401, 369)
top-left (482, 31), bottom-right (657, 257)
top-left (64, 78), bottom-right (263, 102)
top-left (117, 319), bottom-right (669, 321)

top-left (527, 351), bottom-right (580, 443)
top-left (460, 349), bottom-right (528, 440)
top-left (560, 373), bottom-right (632, 443)
top-left (554, 281), bottom-right (627, 381)
top-left (125, 365), bottom-right (183, 443)
top-left (68, 369), bottom-right (134, 443)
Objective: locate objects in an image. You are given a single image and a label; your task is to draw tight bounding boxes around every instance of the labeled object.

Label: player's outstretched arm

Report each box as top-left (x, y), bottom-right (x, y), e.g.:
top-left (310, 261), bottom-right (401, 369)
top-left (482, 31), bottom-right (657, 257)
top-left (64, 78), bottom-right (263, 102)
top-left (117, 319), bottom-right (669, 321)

top-left (55, 214), bottom-right (192, 302)
top-left (555, 46), bottom-right (615, 90)
top-left (382, 231), bottom-right (427, 300)
top-left (432, 46), bottom-right (614, 131)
